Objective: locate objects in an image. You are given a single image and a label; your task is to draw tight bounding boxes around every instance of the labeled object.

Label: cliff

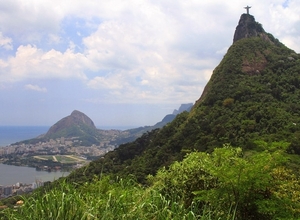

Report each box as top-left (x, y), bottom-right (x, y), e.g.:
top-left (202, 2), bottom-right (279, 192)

top-left (233, 13), bottom-right (266, 43)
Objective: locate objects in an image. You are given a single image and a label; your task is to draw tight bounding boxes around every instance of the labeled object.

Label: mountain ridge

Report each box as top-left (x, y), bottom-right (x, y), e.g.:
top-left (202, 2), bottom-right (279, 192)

top-left (66, 13), bottom-right (300, 184)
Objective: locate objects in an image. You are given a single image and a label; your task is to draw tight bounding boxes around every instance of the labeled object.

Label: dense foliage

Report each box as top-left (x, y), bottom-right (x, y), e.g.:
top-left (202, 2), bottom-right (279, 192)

top-left (66, 35), bottom-right (300, 185)
top-left (2, 144), bottom-right (300, 220)
top-left (151, 143), bottom-right (300, 219)
top-left (67, 112), bottom-right (190, 184)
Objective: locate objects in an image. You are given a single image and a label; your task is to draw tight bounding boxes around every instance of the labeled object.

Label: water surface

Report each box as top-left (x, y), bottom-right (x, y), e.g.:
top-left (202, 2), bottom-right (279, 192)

top-left (0, 126), bottom-right (49, 147)
top-left (0, 163), bottom-right (68, 186)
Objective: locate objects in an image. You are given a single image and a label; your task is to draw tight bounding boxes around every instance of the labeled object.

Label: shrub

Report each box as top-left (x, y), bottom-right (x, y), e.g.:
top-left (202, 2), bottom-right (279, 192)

top-left (152, 144), bottom-right (300, 219)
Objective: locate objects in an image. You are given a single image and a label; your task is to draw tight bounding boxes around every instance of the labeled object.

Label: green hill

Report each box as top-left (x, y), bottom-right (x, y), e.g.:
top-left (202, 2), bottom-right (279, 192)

top-left (3, 13), bottom-right (300, 220)
top-left (42, 110), bottom-right (99, 145)
top-left (45, 110), bottom-right (96, 137)
top-left (12, 110), bottom-right (101, 146)
top-left (67, 13), bottom-right (300, 184)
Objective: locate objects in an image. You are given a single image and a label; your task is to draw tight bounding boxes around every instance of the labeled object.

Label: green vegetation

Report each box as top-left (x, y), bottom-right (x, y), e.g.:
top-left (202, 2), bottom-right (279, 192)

top-left (151, 143), bottom-right (300, 219)
top-left (46, 124), bottom-right (100, 146)
top-left (2, 144), bottom-right (300, 219)
top-left (67, 35), bottom-right (300, 185)
top-left (2, 19), bottom-right (300, 219)
top-left (1, 176), bottom-right (201, 219)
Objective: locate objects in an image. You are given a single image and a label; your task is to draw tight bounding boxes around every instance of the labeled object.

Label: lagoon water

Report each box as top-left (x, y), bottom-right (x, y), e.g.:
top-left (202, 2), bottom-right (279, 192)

top-left (0, 163), bottom-right (69, 186)
top-left (0, 126), bottom-right (68, 186)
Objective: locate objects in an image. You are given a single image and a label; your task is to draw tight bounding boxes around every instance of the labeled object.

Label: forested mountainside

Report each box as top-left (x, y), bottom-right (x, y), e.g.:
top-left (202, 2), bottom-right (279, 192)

top-left (67, 13), bottom-right (300, 184)
top-left (3, 13), bottom-right (300, 220)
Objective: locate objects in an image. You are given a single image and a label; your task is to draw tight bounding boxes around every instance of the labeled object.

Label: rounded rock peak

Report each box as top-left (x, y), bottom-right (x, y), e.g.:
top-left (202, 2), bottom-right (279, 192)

top-left (233, 14), bottom-right (265, 43)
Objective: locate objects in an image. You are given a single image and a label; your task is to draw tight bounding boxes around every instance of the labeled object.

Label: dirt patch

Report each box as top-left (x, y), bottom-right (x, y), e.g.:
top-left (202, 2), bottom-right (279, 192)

top-left (33, 156), bottom-right (48, 160)
top-left (242, 51), bottom-right (267, 75)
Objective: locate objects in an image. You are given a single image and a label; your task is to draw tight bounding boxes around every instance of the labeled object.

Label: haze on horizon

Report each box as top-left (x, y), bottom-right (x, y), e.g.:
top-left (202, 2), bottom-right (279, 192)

top-left (0, 0), bottom-right (299, 127)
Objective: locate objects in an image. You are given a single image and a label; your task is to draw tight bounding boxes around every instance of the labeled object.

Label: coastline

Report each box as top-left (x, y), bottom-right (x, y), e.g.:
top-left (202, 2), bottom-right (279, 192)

top-left (0, 126), bottom-right (49, 147)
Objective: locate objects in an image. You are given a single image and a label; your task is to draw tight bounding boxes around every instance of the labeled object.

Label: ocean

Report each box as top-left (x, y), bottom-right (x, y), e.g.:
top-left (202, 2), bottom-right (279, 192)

top-left (0, 126), bottom-right (49, 147)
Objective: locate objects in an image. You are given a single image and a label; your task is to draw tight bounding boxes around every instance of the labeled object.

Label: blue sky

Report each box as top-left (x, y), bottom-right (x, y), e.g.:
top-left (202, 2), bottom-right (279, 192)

top-left (0, 0), bottom-right (299, 128)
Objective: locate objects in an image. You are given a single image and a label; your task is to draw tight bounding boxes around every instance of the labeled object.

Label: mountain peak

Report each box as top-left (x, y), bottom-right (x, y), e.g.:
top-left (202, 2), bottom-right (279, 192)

top-left (71, 110), bottom-right (82, 116)
top-left (45, 110), bottom-right (96, 139)
top-left (70, 110), bottom-right (96, 128)
top-left (233, 14), bottom-right (265, 43)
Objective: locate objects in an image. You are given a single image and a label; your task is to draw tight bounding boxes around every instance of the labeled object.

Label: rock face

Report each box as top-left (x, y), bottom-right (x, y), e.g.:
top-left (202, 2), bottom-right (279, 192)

top-left (233, 14), bottom-right (265, 43)
top-left (45, 110), bottom-right (97, 138)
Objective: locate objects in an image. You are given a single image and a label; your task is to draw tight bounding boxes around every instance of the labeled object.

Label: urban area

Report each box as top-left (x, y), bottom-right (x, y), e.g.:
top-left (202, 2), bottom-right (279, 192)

top-left (0, 136), bottom-right (117, 198)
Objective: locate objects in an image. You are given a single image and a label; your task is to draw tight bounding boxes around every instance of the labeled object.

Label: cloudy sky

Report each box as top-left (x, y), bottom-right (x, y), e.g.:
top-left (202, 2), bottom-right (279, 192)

top-left (0, 0), bottom-right (299, 128)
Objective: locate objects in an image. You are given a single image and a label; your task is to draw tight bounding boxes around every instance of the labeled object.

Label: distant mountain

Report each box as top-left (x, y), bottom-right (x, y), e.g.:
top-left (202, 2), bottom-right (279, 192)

top-left (172, 103), bottom-right (193, 115)
top-left (111, 103), bottom-right (193, 144)
top-left (13, 104), bottom-right (193, 147)
top-left (13, 110), bottom-right (102, 146)
top-left (39, 110), bottom-right (101, 146)
top-left (45, 110), bottom-right (97, 139)
top-left (67, 13), bottom-right (300, 184)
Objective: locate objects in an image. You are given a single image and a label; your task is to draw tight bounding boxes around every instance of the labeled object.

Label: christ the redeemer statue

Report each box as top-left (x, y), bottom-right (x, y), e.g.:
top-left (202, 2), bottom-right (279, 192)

top-left (244, 5), bottom-right (251, 14)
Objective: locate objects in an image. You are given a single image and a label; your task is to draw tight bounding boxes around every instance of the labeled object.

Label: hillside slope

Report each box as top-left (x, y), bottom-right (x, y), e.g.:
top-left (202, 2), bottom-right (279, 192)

top-left (67, 14), bottom-right (300, 184)
top-left (41, 110), bottom-right (101, 146)
top-left (45, 110), bottom-right (97, 138)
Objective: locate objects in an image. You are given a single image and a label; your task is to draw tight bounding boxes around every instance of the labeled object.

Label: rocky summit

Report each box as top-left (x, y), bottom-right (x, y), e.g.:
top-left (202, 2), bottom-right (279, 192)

top-left (233, 13), bottom-right (266, 43)
top-left (45, 110), bottom-right (98, 141)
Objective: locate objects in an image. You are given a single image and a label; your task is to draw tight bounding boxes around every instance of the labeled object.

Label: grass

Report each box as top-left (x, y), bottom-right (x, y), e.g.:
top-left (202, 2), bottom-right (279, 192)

top-left (0, 176), bottom-right (216, 220)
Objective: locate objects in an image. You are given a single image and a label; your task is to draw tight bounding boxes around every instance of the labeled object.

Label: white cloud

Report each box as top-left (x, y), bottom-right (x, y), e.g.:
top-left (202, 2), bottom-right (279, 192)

top-left (0, 1), bottom-right (63, 43)
top-left (79, 6), bottom-right (222, 103)
top-left (216, 47), bottom-right (229, 55)
top-left (0, 0), bottom-right (299, 126)
top-left (281, 35), bottom-right (300, 52)
top-left (0, 44), bottom-right (88, 83)
top-left (0, 32), bottom-right (12, 50)
top-left (25, 84), bottom-right (47, 92)
top-left (47, 34), bottom-right (61, 45)
top-left (87, 74), bottom-right (125, 90)
top-left (0, 0), bottom-right (299, 105)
